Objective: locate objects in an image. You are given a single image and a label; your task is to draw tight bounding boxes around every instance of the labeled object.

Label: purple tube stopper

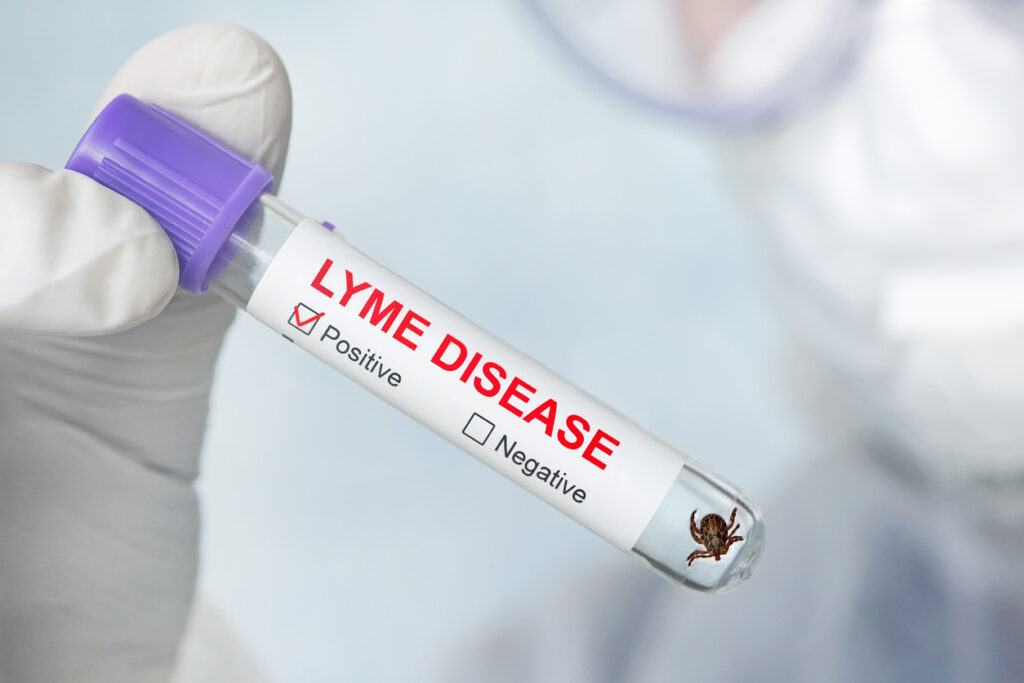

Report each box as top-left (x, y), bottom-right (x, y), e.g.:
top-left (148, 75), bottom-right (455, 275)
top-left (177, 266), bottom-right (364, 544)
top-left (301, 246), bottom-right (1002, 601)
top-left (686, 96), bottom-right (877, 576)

top-left (66, 94), bottom-right (274, 293)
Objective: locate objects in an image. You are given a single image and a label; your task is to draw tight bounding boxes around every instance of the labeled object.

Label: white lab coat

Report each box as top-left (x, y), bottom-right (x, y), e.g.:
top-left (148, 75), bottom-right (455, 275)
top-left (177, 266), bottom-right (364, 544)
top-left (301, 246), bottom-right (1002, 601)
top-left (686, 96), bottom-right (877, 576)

top-left (443, 3), bottom-right (1024, 680)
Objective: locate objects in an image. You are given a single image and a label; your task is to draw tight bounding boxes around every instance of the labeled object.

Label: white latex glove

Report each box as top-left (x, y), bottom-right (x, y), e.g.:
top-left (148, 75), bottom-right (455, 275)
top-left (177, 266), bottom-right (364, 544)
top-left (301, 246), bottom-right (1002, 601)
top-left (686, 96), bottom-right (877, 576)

top-left (0, 23), bottom-right (290, 682)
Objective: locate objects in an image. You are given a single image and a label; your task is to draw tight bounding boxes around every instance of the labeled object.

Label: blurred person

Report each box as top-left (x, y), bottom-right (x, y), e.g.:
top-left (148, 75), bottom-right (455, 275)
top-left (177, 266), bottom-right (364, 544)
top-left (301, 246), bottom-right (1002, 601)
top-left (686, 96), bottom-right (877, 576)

top-left (444, 1), bottom-right (1024, 681)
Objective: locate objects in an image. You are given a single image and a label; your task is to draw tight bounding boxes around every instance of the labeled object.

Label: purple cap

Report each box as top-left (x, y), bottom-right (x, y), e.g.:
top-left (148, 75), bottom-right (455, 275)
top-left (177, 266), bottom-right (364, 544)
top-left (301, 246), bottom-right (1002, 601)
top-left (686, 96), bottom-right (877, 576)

top-left (66, 94), bottom-right (274, 293)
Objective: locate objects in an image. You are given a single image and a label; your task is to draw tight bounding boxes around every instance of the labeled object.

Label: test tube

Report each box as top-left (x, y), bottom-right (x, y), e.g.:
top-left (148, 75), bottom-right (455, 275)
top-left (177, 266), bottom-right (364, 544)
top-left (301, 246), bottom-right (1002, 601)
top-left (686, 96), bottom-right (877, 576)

top-left (67, 94), bottom-right (764, 593)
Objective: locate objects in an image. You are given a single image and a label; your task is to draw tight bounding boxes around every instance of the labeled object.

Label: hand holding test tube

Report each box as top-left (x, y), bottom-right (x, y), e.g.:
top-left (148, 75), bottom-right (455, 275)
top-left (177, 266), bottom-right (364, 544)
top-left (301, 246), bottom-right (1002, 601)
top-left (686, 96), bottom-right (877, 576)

top-left (0, 24), bottom-right (291, 682)
top-left (0, 21), bottom-right (763, 682)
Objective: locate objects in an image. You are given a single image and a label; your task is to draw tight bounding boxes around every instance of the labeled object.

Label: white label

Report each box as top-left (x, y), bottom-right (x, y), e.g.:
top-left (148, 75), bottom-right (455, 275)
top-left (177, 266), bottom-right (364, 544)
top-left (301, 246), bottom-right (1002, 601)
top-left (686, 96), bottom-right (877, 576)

top-left (247, 219), bottom-right (684, 549)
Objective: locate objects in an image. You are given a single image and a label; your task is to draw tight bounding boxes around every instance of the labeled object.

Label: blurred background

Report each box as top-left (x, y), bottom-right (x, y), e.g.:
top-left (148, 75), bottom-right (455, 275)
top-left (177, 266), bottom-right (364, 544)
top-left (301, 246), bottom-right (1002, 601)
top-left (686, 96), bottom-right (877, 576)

top-left (2, 1), bottom-right (806, 680)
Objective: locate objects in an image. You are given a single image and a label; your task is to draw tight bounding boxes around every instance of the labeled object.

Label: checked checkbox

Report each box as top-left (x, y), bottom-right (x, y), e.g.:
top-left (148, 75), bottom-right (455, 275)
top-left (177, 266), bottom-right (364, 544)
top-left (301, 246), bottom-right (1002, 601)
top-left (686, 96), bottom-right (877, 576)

top-left (288, 303), bottom-right (325, 335)
top-left (462, 413), bottom-right (495, 446)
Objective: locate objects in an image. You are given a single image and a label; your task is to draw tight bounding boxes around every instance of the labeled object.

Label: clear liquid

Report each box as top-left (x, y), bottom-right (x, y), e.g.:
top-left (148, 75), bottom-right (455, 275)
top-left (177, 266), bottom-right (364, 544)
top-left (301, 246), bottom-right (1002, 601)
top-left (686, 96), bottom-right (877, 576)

top-left (633, 461), bottom-right (764, 593)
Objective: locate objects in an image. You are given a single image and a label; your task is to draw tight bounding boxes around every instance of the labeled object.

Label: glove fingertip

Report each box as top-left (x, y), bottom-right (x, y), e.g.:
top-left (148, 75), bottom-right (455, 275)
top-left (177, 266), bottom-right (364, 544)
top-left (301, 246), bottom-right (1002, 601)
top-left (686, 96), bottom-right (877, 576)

top-left (0, 165), bottom-right (182, 336)
top-left (93, 23), bottom-right (292, 185)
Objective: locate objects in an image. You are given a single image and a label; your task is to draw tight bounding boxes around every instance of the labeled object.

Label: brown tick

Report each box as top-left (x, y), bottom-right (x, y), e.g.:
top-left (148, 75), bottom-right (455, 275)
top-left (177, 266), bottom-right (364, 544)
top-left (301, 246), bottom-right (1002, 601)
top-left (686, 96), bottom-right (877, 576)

top-left (686, 507), bottom-right (744, 567)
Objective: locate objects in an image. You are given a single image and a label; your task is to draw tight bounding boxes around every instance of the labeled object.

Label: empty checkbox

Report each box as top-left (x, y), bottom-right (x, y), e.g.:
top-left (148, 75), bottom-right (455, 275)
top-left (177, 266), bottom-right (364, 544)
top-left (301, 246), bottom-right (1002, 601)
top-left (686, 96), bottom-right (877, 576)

top-left (462, 413), bottom-right (495, 446)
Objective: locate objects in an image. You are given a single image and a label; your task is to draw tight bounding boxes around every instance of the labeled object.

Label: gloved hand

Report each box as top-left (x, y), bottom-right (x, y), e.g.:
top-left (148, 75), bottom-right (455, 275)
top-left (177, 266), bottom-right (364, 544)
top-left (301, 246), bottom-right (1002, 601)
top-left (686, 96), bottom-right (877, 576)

top-left (0, 23), bottom-right (291, 682)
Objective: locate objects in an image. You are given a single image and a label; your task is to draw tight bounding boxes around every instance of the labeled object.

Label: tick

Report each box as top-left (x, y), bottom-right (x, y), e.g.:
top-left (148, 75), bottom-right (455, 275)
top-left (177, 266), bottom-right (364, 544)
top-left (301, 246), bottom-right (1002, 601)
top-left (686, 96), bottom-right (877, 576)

top-left (687, 507), bottom-right (744, 567)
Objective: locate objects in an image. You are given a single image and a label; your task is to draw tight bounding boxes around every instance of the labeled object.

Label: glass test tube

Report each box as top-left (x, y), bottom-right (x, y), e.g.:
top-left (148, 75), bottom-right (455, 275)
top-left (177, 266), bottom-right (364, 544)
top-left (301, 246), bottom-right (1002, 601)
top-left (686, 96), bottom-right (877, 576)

top-left (67, 94), bottom-right (764, 593)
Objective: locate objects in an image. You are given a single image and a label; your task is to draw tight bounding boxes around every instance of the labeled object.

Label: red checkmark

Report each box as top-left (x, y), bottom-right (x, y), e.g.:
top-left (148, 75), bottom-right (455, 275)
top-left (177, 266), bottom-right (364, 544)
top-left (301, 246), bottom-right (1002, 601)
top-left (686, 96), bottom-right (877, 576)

top-left (293, 305), bottom-right (325, 327)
